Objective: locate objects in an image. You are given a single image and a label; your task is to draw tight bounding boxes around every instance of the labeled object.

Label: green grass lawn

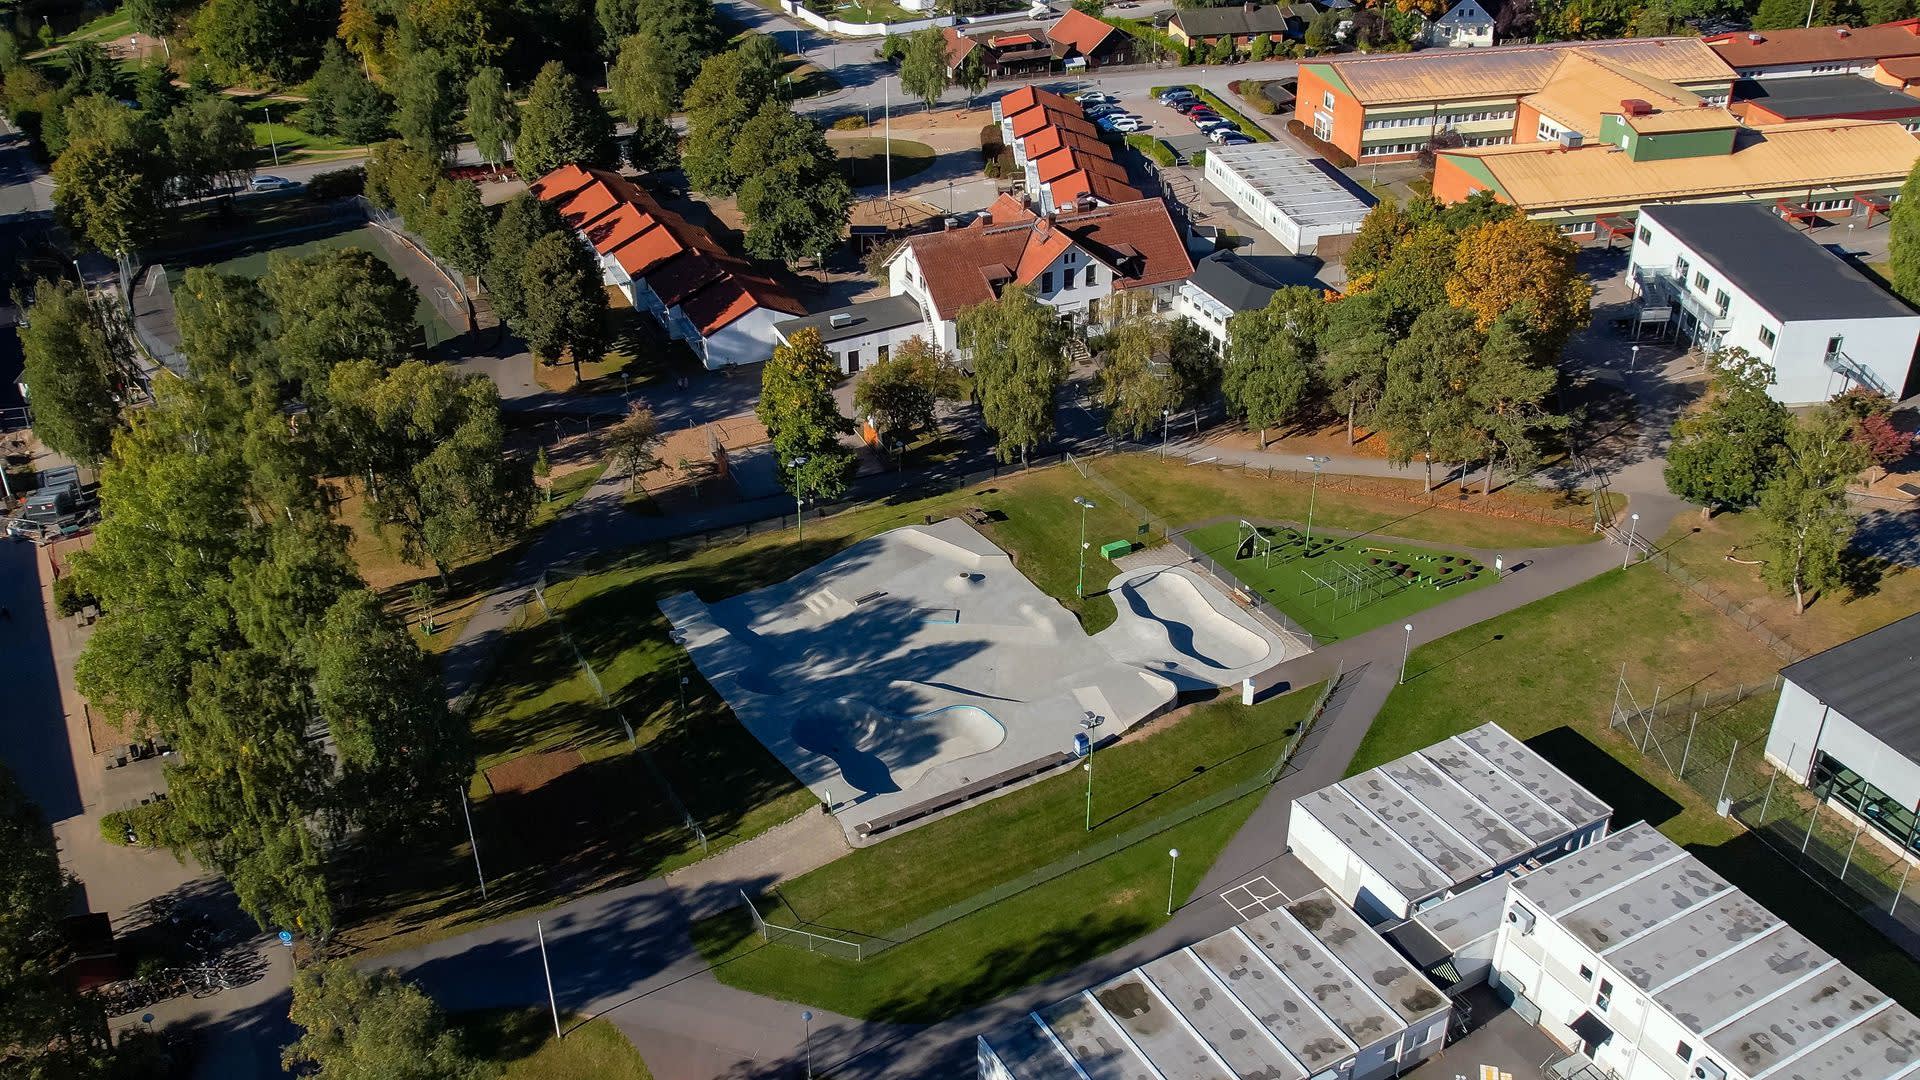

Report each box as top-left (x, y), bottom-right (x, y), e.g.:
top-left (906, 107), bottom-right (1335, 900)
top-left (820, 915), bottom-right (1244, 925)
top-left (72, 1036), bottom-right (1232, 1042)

top-left (1184, 519), bottom-right (1495, 641)
top-left (1349, 564), bottom-right (1920, 1010)
top-left (60, 6), bottom-right (133, 44)
top-left (457, 1010), bottom-right (652, 1080)
top-left (834, 137), bottom-right (936, 187)
top-left (693, 684), bottom-right (1318, 1021)
top-left (1151, 84), bottom-right (1273, 143)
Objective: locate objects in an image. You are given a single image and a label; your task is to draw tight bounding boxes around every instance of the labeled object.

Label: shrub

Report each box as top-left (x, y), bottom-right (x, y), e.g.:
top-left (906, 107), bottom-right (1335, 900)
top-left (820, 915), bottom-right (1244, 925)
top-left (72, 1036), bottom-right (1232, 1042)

top-left (52, 574), bottom-right (97, 617)
top-left (1125, 133), bottom-right (1175, 167)
top-left (1237, 82), bottom-right (1280, 115)
top-left (100, 801), bottom-right (176, 848)
top-left (305, 167), bottom-right (366, 199)
top-left (832, 115), bottom-right (866, 131)
top-left (1190, 148), bottom-right (1206, 168)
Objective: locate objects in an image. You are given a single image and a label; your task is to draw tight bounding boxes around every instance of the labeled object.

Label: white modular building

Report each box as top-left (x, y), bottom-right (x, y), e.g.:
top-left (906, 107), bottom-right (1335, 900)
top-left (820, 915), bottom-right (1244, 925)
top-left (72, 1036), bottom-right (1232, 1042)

top-left (773, 295), bottom-right (930, 375)
top-left (1288, 722), bottom-right (1613, 923)
top-left (1628, 203), bottom-right (1920, 404)
top-left (1201, 142), bottom-right (1374, 254)
top-left (1763, 612), bottom-right (1920, 861)
top-left (1175, 250), bottom-right (1288, 354)
top-left (977, 888), bottom-right (1451, 1080)
top-left (1493, 820), bottom-right (1920, 1080)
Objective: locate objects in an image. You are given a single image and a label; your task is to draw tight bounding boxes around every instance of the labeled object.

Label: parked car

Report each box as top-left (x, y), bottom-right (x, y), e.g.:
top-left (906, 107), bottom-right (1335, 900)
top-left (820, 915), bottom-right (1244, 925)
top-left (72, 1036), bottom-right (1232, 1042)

top-left (1173, 100), bottom-right (1209, 114)
top-left (1107, 117), bottom-right (1149, 133)
top-left (1197, 117), bottom-right (1238, 131)
top-left (1086, 103), bottom-right (1125, 118)
top-left (1207, 125), bottom-right (1246, 143)
top-left (1158, 89), bottom-right (1196, 104)
top-left (248, 175), bottom-right (296, 191)
top-left (1076, 91), bottom-right (1118, 105)
top-left (1216, 132), bottom-right (1255, 145)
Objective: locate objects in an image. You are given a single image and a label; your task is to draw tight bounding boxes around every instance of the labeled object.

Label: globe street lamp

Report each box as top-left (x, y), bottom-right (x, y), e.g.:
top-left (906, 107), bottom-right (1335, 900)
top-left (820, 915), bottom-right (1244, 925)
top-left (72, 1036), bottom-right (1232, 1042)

top-left (1399, 623), bottom-right (1414, 685)
top-left (801, 1010), bottom-right (814, 1079)
top-left (1166, 848), bottom-right (1182, 915)
top-left (789, 456), bottom-right (809, 540)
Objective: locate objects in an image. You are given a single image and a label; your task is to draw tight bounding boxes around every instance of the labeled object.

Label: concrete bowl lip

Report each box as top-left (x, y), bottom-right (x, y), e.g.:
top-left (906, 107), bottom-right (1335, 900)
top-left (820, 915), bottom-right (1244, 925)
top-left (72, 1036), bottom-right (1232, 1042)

top-left (1106, 563), bottom-right (1273, 669)
top-left (790, 697), bottom-right (1009, 794)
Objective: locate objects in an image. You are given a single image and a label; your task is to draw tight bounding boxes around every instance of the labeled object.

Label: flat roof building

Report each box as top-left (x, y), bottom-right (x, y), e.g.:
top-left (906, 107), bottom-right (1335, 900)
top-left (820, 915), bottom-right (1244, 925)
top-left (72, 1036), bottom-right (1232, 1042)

top-left (773, 294), bottom-right (928, 375)
top-left (1764, 613), bottom-right (1920, 863)
top-left (1494, 821), bottom-right (1920, 1080)
top-left (1706, 19), bottom-right (1920, 80)
top-left (977, 889), bottom-right (1451, 1080)
top-left (1732, 73), bottom-right (1920, 127)
top-left (1201, 142), bottom-right (1373, 254)
top-left (1288, 722), bottom-right (1613, 923)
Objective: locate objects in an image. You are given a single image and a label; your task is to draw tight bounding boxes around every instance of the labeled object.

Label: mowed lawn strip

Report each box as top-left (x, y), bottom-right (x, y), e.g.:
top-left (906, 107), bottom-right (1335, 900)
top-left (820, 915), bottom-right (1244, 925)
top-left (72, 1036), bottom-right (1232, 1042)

top-left (457, 1009), bottom-right (653, 1079)
top-left (1352, 564), bottom-right (1920, 1009)
top-left (1184, 519), bottom-right (1494, 641)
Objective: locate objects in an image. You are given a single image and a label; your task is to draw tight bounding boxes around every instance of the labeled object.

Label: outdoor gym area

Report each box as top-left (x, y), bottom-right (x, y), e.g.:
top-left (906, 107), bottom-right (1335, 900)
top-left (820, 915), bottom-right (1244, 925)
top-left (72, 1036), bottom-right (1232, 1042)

top-left (1184, 518), bottom-right (1498, 642)
top-left (660, 518), bottom-right (1301, 841)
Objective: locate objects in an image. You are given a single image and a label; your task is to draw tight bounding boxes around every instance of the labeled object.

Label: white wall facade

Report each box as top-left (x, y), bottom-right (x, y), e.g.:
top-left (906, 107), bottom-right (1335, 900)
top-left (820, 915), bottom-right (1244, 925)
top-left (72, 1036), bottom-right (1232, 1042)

top-left (1728, 58), bottom-right (1880, 80)
top-left (890, 246), bottom-right (959, 351)
top-left (1176, 280), bottom-right (1234, 354)
top-left (1628, 214), bottom-right (1920, 404)
top-left (1765, 676), bottom-right (1920, 849)
top-left (704, 307), bottom-right (788, 369)
top-left (1287, 802), bottom-right (1413, 922)
top-left (1202, 150), bottom-right (1367, 253)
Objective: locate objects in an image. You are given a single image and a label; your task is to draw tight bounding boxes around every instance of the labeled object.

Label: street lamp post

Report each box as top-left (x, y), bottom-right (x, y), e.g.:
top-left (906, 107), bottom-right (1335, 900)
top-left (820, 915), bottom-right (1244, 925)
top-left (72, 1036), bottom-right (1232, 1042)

top-left (1399, 623), bottom-right (1413, 685)
top-left (1166, 848), bottom-right (1181, 915)
top-left (1161, 407), bottom-right (1172, 456)
top-left (1083, 757), bottom-right (1094, 831)
top-left (1623, 512), bottom-right (1641, 569)
top-left (262, 106), bottom-right (280, 167)
top-left (1303, 455), bottom-right (1331, 545)
top-left (1073, 495), bottom-right (1096, 598)
top-left (789, 456), bottom-right (809, 540)
top-left (801, 1010), bottom-right (814, 1079)
top-left (1630, 344), bottom-right (1640, 373)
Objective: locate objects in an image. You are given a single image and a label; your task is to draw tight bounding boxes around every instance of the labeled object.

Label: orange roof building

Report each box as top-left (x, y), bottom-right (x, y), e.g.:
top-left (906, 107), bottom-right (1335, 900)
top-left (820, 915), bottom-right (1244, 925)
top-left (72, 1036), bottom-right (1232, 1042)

top-left (532, 165), bottom-right (804, 369)
top-left (1706, 20), bottom-right (1920, 80)
top-left (1046, 8), bottom-right (1135, 70)
top-left (993, 87), bottom-right (1142, 214)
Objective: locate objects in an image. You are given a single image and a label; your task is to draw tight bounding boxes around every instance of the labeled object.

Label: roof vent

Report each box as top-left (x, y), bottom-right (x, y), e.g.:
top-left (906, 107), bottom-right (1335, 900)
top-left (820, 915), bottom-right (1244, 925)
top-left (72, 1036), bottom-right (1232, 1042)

top-left (1747, 31), bottom-right (1765, 41)
top-left (1837, 26), bottom-right (1852, 36)
top-left (1244, 1), bottom-right (1258, 10)
top-left (1556, 130), bottom-right (1584, 149)
top-left (1620, 98), bottom-right (1653, 116)
top-left (829, 312), bottom-right (855, 329)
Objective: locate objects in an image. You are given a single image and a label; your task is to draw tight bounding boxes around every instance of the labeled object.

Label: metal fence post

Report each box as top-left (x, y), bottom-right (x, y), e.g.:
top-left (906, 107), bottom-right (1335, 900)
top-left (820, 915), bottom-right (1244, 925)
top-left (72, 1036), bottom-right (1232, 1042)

top-left (1759, 770), bottom-right (1778, 825)
top-left (1842, 823), bottom-right (1865, 882)
top-left (1679, 713), bottom-right (1697, 778)
top-left (1896, 861), bottom-right (1914, 917)
top-left (1715, 738), bottom-right (1737, 814)
top-left (1803, 797), bottom-right (1822, 853)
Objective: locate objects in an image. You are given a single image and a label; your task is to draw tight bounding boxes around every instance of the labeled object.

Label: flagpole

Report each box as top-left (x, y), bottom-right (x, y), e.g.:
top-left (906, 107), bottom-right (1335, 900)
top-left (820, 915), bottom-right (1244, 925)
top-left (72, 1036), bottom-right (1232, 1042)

top-left (884, 75), bottom-right (893, 204)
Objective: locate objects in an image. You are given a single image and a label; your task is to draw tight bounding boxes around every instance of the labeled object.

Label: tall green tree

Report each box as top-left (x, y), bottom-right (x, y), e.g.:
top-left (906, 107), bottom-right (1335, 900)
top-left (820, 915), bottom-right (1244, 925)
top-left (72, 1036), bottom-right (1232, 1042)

top-left (18, 280), bottom-right (123, 465)
top-left (301, 41), bottom-right (394, 143)
top-left (899, 28), bottom-right (951, 110)
top-left (1469, 304), bottom-right (1566, 495)
top-left (1367, 221), bottom-right (1457, 333)
top-left (1665, 348), bottom-right (1792, 517)
top-left (1891, 157), bottom-right (1920, 308)
top-left (606, 401), bottom-right (662, 489)
top-left (1378, 307), bottom-right (1480, 491)
top-left (176, 268), bottom-right (273, 385)
top-left (731, 105), bottom-right (853, 262)
top-left (190, 0), bottom-right (334, 85)
top-left (393, 47), bottom-right (460, 160)
top-left (516, 231), bottom-right (608, 378)
top-left (1317, 291), bottom-right (1391, 446)
top-left (957, 47), bottom-right (989, 106)
top-left (627, 115), bottom-right (681, 174)
top-left (52, 137), bottom-right (166, 255)
top-left (854, 336), bottom-right (963, 447)
top-left (759, 327), bottom-right (856, 499)
top-left (485, 193), bottom-right (564, 326)
top-left (681, 48), bottom-right (780, 194)
top-left (1759, 408), bottom-right (1869, 614)
top-left (422, 179), bottom-right (492, 276)
top-left (262, 247), bottom-right (418, 392)
top-left (609, 32), bottom-right (678, 123)
top-left (164, 94), bottom-right (256, 198)
top-left (363, 139), bottom-right (443, 222)
top-left (286, 962), bottom-right (489, 1080)
top-left (464, 65), bottom-right (517, 170)
top-left (1095, 294), bottom-right (1214, 439)
top-left (958, 286), bottom-right (1068, 463)
top-left (516, 60), bottom-right (617, 178)
top-left (599, 0), bottom-right (725, 91)
top-left (1223, 286), bottom-right (1330, 447)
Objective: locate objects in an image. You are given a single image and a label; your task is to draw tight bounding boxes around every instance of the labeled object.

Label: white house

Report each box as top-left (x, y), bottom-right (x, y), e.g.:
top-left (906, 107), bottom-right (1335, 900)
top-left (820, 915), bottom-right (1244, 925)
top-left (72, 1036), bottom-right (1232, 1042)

top-left (1425, 0), bottom-right (1500, 48)
top-left (1288, 722), bottom-right (1613, 924)
top-left (1176, 251), bottom-right (1288, 354)
top-left (977, 888), bottom-right (1450, 1080)
top-left (887, 194), bottom-right (1193, 352)
top-left (773, 295), bottom-right (929, 375)
top-left (1629, 203), bottom-right (1920, 404)
top-left (1763, 613), bottom-right (1920, 862)
top-left (1492, 821), bottom-right (1920, 1080)
top-left (532, 164), bottom-right (804, 370)
top-left (994, 85), bottom-right (1142, 215)
top-left (1202, 142), bottom-right (1374, 254)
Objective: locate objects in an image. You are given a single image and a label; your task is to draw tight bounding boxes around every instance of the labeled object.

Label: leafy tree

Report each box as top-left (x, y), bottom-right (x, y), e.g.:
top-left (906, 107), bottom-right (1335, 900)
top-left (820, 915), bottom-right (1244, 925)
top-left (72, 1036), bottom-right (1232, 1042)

top-left (1469, 304), bottom-right (1566, 495)
top-left (1096, 295), bottom-right (1212, 439)
top-left (53, 137), bottom-right (165, 255)
top-left (177, 268), bottom-right (273, 385)
top-left (164, 94), bottom-right (256, 198)
top-left (1853, 411), bottom-right (1910, 481)
top-left (328, 359), bottom-right (534, 584)
top-left (1073, 0), bottom-right (1105, 13)
top-left (393, 48), bottom-right (460, 160)
top-left (63, 40), bottom-right (120, 97)
top-left (516, 231), bottom-right (608, 378)
top-left (133, 60), bottom-right (184, 116)
top-left (301, 40), bottom-right (393, 143)
top-left (1224, 286), bottom-right (1330, 447)
top-left (262, 247), bottom-right (418, 392)
top-left (1249, 33), bottom-right (1274, 61)
top-left (486, 193), bottom-right (563, 326)
top-left (1759, 409), bottom-right (1869, 614)
top-left (1305, 10), bottom-right (1340, 50)
top-left (18, 280), bottom-right (124, 465)
top-left (1664, 348), bottom-right (1792, 516)
top-left (1439, 189), bottom-right (1517, 232)
top-left (855, 336), bottom-right (964, 446)
top-left (627, 114), bottom-right (680, 174)
top-left (516, 60), bottom-right (617, 178)
top-left (286, 962), bottom-right (488, 1080)
top-left (879, 33), bottom-right (908, 62)
top-left (1343, 201), bottom-right (1409, 281)
top-left (1379, 307), bottom-right (1480, 490)
top-left (759, 329), bottom-right (856, 501)
top-left (732, 105), bottom-right (853, 262)
top-left (1891, 157), bottom-right (1920, 308)
top-left (315, 590), bottom-right (472, 838)
top-left (1317, 292), bottom-right (1391, 445)
top-left (465, 65), bottom-right (516, 170)
top-left (422, 179), bottom-right (491, 276)
top-left (610, 32), bottom-right (678, 123)
top-left (1446, 216), bottom-right (1592, 348)
top-left (900, 28), bottom-right (950, 111)
top-left (1367, 222), bottom-right (1457, 332)
top-left (681, 48), bottom-right (780, 194)
top-left (191, 0), bottom-right (335, 86)
top-left (957, 47), bottom-right (989, 106)
top-left (958, 286), bottom-right (1068, 462)
top-left (1208, 36), bottom-right (1235, 63)
top-left (600, 0), bottom-right (725, 92)
top-left (128, 0), bottom-right (189, 36)
top-left (606, 401), bottom-right (662, 489)
top-left (1753, 0), bottom-right (1817, 27)
top-left (363, 139), bottom-right (442, 223)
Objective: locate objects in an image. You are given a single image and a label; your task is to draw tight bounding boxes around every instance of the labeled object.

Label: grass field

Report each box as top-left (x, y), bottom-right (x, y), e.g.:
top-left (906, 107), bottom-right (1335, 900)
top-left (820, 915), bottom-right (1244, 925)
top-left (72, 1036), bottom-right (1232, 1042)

top-left (1349, 564), bottom-right (1920, 1010)
top-left (1184, 519), bottom-right (1494, 641)
top-left (457, 1010), bottom-right (652, 1079)
top-left (693, 684), bottom-right (1319, 1021)
top-left (835, 138), bottom-right (936, 187)
top-left (169, 226), bottom-right (460, 346)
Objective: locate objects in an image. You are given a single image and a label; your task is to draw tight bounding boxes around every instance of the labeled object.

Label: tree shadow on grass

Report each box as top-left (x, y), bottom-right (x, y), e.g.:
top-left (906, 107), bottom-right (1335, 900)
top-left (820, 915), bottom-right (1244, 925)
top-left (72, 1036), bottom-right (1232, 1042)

top-left (1525, 726), bottom-right (1681, 832)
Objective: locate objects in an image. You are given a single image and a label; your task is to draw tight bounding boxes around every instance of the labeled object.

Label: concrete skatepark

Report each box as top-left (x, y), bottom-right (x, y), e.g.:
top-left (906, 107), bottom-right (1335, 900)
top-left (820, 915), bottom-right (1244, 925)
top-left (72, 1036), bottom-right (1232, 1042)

top-left (660, 519), bottom-right (1302, 838)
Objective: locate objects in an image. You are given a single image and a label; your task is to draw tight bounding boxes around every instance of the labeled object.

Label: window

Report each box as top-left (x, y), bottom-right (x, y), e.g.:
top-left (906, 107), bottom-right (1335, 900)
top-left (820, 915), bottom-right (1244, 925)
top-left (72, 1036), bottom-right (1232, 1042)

top-left (1759, 326), bottom-right (1777, 349)
top-left (1596, 979), bottom-right (1614, 1012)
top-left (1637, 226), bottom-right (1651, 244)
top-left (1678, 1043), bottom-right (1694, 1063)
top-left (1041, 271), bottom-right (1054, 292)
top-left (1323, 90), bottom-right (1335, 108)
top-left (1693, 271), bottom-right (1709, 292)
top-left (1084, 265), bottom-right (1097, 288)
top-left (1675, 255), bottom-right (1690, 280)
top-left (1578, 965), bottom-right (1594, 982)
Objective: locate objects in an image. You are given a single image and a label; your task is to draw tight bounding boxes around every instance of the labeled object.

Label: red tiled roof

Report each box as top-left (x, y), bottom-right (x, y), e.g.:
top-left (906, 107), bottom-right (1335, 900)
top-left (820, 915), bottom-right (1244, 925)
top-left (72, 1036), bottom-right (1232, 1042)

top-left (943, 26), bottom-right (976, 68)
top-left (532, 165), bottom-right (802, 335)
top-left (1047, 8), bottom-right (1120, 56)
top-left (1706, 20), bottom-right (1920, 67)
top-left (998, 85), bottom-right (1079, 118)
top-left (1880, 55), bottom-right (1920, 79)
top-left (904, 196), bottom-right (1192, 318)
top-left (991, 32), bottom-right (1040, 47)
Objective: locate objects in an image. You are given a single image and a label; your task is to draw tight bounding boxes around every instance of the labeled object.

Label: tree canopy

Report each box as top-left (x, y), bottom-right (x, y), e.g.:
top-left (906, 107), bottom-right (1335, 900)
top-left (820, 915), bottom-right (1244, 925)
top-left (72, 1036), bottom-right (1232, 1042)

top-left (759, 327), bottom-right (856, 499)
top-left (959, 286), bottom-right (1069, 463)
top-left (732, 105), bottom-right (853, 263)
top-left (1665, 349), bottom-right (1792, 515)
top-left (1759, 407), bottom-right (1869, 614)
top-left (1223, 287), bottom-right (1329, 446)
top-left (286, 962), bottom-right (489, 1080)
top-left (18, 279), bottom-right (125, 465)
top-left (515, 60), bottom-right (617, 178)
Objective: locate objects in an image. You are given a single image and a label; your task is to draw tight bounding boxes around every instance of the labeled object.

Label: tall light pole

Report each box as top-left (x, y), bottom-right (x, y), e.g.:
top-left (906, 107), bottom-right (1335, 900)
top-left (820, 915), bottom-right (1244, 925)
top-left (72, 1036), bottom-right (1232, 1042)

top-left (789, 456), bottom-right (809, 540)
top-left (1399, 623), bottom-right (1413, 685)
top-left (1166, 848), bottom-right (1181, 915)
top-left (1161, 407), bottom-right (1172, 456)
top-left (537, 920), bottom-right (561, 1040)
top-left (1073, 495), bottom-right (1096, 598)
top-left (801, 1010), bottom-right (814, 1079)
top-left (1303, 455), bottom-right (1331, 545)
top-left (1083, 757), bottom-right (1094, 831)
top-left (1623, 512), bottom-right (1640, 569)
top-left (1630, 343), bottom-right (1640, 373)
top-left (262, 105), bottom-right (280, 167)
top-left (459, 786), bottom-right (487, 900)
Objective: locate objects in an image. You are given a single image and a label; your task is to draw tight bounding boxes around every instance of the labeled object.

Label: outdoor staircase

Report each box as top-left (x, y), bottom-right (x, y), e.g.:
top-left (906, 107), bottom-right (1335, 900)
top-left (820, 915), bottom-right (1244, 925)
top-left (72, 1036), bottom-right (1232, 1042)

top-left (1066, 337), bottom-right (1092, 367)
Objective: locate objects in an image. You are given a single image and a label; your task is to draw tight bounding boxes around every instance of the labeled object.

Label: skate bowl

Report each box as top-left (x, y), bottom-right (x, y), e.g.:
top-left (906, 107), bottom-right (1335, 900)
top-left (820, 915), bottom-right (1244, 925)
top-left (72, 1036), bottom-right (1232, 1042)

top-left (791, 699), bottom-right (1006, 795)
top-left (1098, 566), bottom-right (1277, 684)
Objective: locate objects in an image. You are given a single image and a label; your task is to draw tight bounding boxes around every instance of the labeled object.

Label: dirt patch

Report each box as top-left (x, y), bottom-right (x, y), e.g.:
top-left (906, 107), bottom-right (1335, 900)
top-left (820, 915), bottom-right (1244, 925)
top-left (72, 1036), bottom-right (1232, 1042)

top-left (483, 749), bottom-right (587, 796)
top-left (639, 413), bottom-right (768, 507)
top-left (1199, 420), bottom-right (1396, 460)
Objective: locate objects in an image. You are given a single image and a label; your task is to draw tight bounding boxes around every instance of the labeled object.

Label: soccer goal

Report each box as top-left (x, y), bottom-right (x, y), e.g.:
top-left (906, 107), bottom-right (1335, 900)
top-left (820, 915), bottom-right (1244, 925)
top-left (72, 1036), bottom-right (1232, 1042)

top-left (1235, 520), bottom-right (1278, 568)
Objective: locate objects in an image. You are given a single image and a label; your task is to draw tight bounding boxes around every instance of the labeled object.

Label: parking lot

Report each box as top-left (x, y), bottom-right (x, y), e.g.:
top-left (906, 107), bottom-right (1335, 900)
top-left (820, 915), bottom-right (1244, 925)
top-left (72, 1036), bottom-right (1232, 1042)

top-left (1078, 86), bottom-right (1262, 153)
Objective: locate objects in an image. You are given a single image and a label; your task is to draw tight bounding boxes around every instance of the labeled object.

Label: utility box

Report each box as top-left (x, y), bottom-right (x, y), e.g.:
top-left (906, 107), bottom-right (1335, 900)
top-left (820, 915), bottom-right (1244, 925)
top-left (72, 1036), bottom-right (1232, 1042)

top-left (1099, 540), bottom-right (1132, 561)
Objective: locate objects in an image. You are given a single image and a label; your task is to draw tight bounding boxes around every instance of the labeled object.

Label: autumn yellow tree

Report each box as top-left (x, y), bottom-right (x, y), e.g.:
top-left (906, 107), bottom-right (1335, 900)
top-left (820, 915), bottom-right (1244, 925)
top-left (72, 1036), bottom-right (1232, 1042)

top-left (1445, 217), bottom-right (1594, 351)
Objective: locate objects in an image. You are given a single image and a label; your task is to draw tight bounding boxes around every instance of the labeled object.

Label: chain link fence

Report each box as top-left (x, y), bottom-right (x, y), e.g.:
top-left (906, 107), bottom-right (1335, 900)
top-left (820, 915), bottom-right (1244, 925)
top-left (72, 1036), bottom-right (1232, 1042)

top-left (1609, 672), bottom-right (1920, 960)
top-left (1628, 546), bottom-right (1812, 664)
top-left (740, 665), bottom-right (1350, 961)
